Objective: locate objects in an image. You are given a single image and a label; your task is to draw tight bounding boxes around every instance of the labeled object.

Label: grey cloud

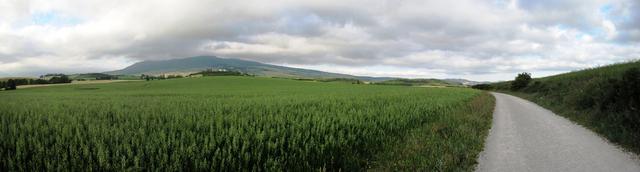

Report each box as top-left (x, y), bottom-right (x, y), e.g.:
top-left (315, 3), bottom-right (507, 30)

top-left (612, 0), bottom-right (640, 42)
top-left (0, 0), bottom-right (639, 80)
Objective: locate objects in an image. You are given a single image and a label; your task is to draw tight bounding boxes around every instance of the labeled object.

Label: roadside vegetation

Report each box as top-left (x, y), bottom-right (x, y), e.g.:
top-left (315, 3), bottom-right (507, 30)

top-left (484, 60), bottom-right (640, 154)
top-left (370, 92), bottom-right (495, 171)
top-left (0, 76), bottom-right (491, 171)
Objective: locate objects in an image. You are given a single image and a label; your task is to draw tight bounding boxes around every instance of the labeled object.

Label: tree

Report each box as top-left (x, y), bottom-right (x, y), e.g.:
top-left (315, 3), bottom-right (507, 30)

top-left (472, 84), bottom-right (493, 90)
top-left (49, 75), bottom-right (72, 84)
top-left (6, 79), bottom-right (17, 90)
top-left (60, 75), bottom-right (71, 83)
top-left (34, 79), bottom-right (49, 84)
top-left (0, 81), bottom-right (5, 90)
top-left (511, 72), bottom-right (532, 90)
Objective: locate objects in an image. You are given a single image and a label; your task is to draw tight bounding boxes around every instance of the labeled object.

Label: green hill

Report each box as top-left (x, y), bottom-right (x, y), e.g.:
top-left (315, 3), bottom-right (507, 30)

top-left (104, 56), bottom-right (486, 84)
top-left (105, 56), bottom-right (389, 81)
top-left (490, 60), bottom-right (640, 153)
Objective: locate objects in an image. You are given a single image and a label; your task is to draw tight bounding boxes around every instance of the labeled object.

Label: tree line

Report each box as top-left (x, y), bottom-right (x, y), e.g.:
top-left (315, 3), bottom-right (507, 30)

top-left (1, 75), bottom-right (72, 90)
top-left (140, 74), bottom-right (184, 81)
top-left (471, 72), bottom-right (532, 90)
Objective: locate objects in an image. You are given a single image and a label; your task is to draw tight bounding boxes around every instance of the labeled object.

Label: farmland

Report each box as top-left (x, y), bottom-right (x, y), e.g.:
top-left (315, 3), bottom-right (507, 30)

top-left (0, 76), bottom-right (492, 171)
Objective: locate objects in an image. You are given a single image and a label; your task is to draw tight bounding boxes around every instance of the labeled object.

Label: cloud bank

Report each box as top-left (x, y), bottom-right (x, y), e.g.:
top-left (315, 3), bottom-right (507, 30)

top-left (0, 0), bottom-right (639, 80)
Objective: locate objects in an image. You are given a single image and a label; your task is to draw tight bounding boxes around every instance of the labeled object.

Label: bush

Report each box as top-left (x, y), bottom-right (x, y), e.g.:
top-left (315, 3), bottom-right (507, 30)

top-left (5, 79), bottom-right (17, 90)
top-left (96, 76), bottom-right (118, 80)
top-left (602, 68), bottom-right (640, 112)
top-left (49, 75), bottom-right (72, 84)
top-left (471, 84), bottom-right (493, 90)
top-left (592, 67), bottom-right (640, 143)
top-left (511, 72), bottom-right (532, 90)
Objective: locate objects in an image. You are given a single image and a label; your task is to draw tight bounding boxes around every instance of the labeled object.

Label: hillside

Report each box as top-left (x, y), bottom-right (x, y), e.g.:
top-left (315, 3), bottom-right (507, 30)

top-left (104, 56), bottom-right (480, 84)
top-left (443, 78), bottom-right (489, 86)
top-left (489, 60), bottom-right (640, 153)
top-left (106, 56), bottom-right (371, 80)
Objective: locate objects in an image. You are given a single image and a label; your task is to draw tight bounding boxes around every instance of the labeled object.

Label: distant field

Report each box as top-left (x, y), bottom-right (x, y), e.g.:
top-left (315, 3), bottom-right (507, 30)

top-left (0, 76), bottom-right (492, 171)
top-left (374, 78), bottom-right (462, 87)
top-left (16, 80), bottom-right (141, 89)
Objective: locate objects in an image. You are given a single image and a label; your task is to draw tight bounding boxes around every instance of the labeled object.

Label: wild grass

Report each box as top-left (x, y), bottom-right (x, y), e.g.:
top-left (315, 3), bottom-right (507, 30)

top-left (369, 92), bottom-right (494, 171)
top-left (0, 76), bottom-right (489, 171)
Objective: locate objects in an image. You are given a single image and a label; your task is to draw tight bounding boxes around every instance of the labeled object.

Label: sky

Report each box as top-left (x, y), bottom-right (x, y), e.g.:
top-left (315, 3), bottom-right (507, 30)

top-left (0, 0), bottom-right (639, 81)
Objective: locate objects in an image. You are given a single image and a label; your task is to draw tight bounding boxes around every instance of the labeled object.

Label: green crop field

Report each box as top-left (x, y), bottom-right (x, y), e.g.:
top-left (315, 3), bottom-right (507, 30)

top-left (0, 76), bottom-right (493, 171)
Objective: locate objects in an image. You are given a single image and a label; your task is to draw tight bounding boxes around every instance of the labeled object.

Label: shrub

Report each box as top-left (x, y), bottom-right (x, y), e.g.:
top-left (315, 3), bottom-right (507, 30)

top-left (5, 79), bottom-right (17, 90)
top-left (49, 75), bottom-right (72, 84)
top-left (96, 75), bottom-right (118, 80)
top-left (471, 84), bottom-right (493, 90)
top-left (602, 68), bottom-right (640, 112)
top-left (511, 72), bottom-right (532, 90)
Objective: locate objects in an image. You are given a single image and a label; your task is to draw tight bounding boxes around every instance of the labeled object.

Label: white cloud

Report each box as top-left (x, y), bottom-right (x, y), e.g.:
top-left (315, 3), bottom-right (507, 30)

top-left (0, 0), bottom-right (639, 80)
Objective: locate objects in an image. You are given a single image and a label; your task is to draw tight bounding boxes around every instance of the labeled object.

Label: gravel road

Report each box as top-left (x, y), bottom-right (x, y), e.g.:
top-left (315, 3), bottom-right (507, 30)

top-left (475, 92), bottom-right (640, 172)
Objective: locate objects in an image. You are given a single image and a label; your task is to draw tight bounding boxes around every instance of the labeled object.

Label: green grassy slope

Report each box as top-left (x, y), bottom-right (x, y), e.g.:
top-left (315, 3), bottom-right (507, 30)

top-left (106, 56), bottom-right (361, 79)
top-left (0, 76), bottom-right (492, 171)
top-left (491, 60), bottom-right (640, 153)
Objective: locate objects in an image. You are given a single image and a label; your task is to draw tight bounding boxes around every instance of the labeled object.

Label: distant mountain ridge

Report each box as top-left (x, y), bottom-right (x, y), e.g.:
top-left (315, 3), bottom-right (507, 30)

top-left (105, 56), bottom-right (481, 84)
top-left (106, 56), bottom-right (390, 81)
top-left (443, 79), bottom-right (490, 86)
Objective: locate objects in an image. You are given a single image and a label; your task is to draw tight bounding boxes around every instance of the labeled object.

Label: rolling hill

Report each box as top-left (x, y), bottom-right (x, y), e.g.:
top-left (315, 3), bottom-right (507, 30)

top-left (105, 56), bottom-right (376, 80)
top-left (104, 56), bottom-right (485, 84)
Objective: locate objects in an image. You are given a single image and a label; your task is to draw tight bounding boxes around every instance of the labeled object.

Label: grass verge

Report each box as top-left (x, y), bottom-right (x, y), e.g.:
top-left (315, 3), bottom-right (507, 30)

top-left (369, 92), bottom-right (495, 171)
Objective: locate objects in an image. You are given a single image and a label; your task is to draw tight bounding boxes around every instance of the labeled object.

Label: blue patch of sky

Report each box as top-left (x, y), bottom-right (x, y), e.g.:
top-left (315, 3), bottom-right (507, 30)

top-left (552, 23), bottom-right (598, 40)
top-left (599, 3), bottom-right (613, 14)
top-left (30, 11), bottom-right (82, 27)
top-left (599, 3), bottom-right (632, 23)
top-left (547, 3), bottom-right (631, 41)
top-left (552, 3), bottom-right (617, 41)
top-left (491, 0), bottom-right (511, 8)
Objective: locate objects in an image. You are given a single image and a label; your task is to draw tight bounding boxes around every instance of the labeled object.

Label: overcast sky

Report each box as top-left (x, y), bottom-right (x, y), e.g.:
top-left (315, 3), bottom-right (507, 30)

top-left (1, 0), bottom-right (639, 81)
